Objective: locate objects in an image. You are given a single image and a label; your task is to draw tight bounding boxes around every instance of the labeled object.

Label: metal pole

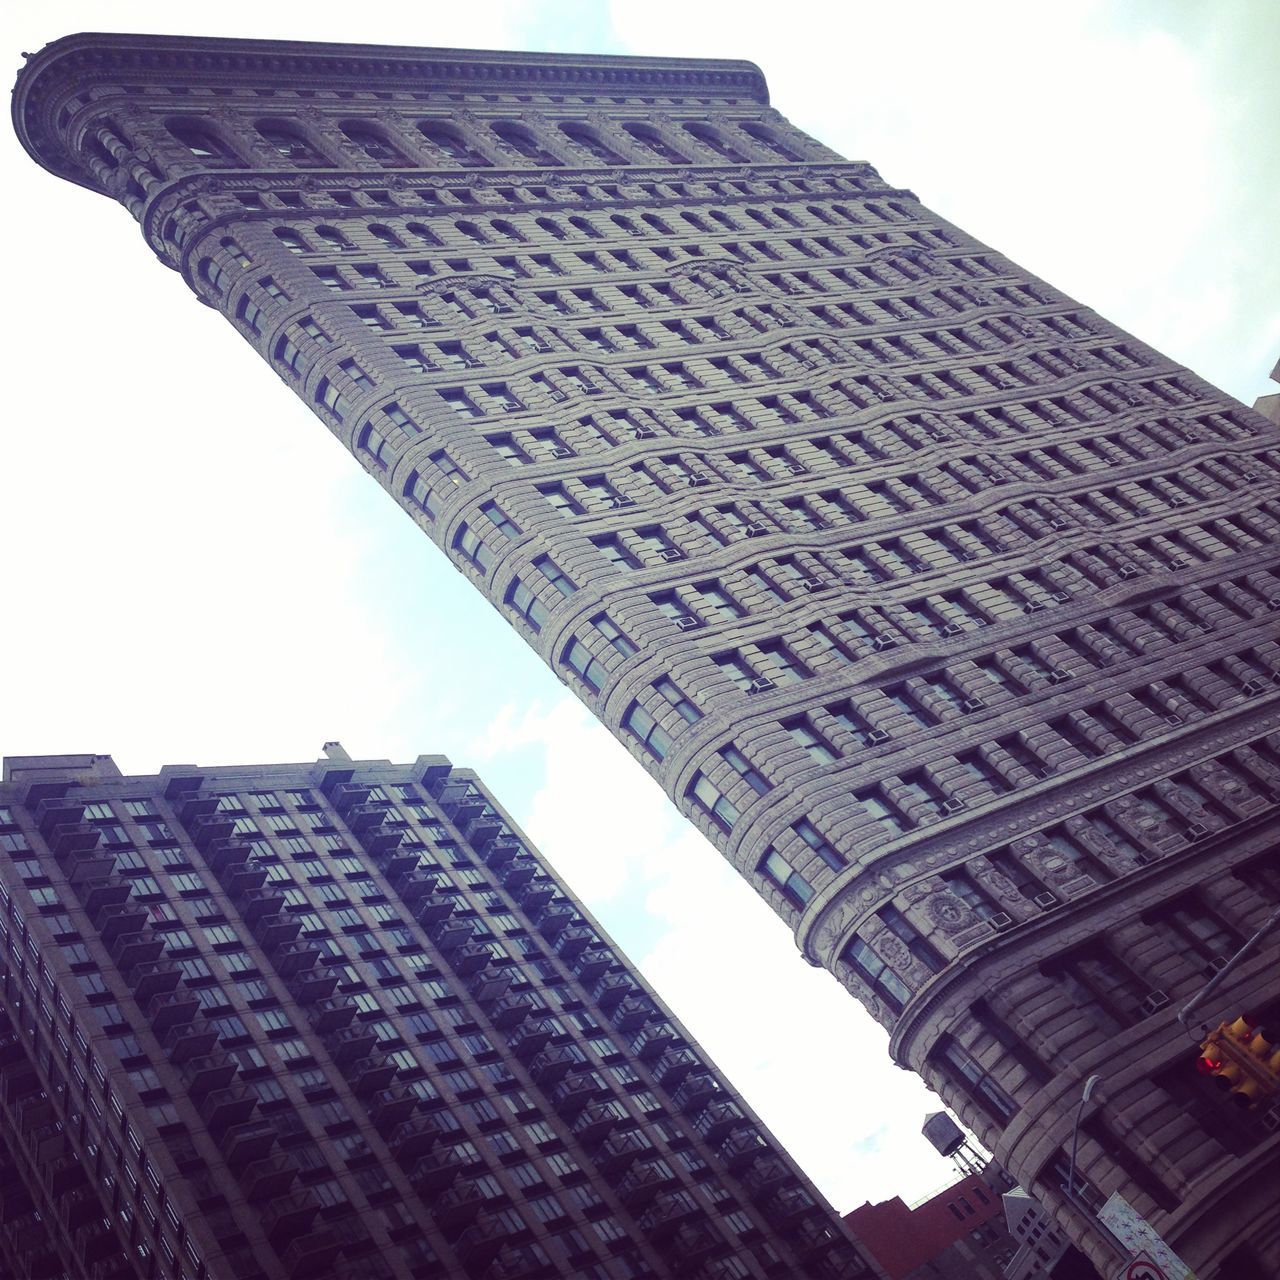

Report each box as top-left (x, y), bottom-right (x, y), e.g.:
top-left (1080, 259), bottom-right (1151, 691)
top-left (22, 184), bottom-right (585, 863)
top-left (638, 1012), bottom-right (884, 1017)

top-left (1065, 1076), bottom-right (1138, 1265)
top-left (1177, 904), bottom-right (1280, 1036)
top-left (1066, 1074), bottom-right (1100, 1211)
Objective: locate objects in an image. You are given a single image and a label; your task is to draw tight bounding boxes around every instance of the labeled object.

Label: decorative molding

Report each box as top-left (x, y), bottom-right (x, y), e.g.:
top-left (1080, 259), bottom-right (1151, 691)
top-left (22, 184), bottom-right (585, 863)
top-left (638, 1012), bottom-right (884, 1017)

top-left (799, 695), bottom-right (1280, 965)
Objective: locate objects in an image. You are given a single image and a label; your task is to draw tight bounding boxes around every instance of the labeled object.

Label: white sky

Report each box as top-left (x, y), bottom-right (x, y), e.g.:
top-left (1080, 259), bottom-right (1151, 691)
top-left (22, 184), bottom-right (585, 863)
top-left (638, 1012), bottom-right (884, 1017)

top-left (3, 0), bottom-right (1278, 1215)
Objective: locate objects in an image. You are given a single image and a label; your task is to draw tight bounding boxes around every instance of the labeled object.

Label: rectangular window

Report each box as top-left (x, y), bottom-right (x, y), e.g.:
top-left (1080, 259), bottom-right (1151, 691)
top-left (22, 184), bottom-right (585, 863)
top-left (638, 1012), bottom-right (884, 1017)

top-left (622, 702), bottom-right (673, 762)
top-left (592, 534), bottom-right (641, 570)
top-left (759, 849), bottom-right (813, 907)
top-left (505, 578), bottom-right (548, 632)
top-left (721, 747), bottom-right (770, 795)
top-left (784, 717), bottom-right (837, 763)
top-left (563, 640), bottom-right (606, 694)
top-left (841, 937), bottom-right (910, 1013)
top-left (480, 501), bottom-right (520, 540)
top-left (795, 820), bottom-right (843, 871)
top-left (535, 556), bottom-right (575, 597)
top-left (688, 773), bottom-right (740, 832)
top-left (592, 614), bottom-right (636, 657)
top-left (936, 1038), bottom-right (1017, 1125)
top-left (654, 677), bottom-right (701, 723)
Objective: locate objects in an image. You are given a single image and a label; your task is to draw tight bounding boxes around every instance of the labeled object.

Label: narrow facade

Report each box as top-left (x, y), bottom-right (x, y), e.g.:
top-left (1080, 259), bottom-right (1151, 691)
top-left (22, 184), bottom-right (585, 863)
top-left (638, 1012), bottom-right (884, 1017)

top-left (0, 748), bottom-right (874, 1280)
top-left (13, 33), bottom-right (1280, 1276)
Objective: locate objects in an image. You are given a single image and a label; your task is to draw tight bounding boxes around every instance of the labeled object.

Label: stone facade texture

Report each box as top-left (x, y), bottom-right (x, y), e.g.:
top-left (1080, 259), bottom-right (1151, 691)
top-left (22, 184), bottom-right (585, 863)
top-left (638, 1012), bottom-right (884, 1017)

top-left (0, 749), bottom-right (873, 1280)
top-left (12, 32), bottom-right (1280, 1279)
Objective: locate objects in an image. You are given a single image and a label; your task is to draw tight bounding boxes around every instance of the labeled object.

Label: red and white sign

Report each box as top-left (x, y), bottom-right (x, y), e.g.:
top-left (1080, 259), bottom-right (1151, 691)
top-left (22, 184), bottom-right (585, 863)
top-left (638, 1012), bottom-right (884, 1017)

top-left (1122, 1254), bottom-right (1168, 1280)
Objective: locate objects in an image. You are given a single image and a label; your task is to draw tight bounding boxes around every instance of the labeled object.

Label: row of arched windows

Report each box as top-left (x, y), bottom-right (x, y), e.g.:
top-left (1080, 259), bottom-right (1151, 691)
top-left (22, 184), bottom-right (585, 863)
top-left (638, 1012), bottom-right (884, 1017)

top-left (164, 112), bottom-right (803, 171)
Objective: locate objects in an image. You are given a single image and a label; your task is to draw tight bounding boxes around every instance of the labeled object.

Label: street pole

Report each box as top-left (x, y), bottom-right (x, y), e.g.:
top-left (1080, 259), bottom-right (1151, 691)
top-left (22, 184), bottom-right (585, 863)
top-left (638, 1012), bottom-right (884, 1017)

top-left (1177, 904), bottom-right (1280, 1037)
top-left (1067, 1073), bottom-right (1101, 1212)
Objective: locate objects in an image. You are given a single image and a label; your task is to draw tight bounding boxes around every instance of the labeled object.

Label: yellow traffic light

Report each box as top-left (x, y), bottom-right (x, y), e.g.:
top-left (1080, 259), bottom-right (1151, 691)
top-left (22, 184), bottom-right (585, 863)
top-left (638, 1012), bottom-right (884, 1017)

top-left (1196, 1016), bottom-right (1280, 1109)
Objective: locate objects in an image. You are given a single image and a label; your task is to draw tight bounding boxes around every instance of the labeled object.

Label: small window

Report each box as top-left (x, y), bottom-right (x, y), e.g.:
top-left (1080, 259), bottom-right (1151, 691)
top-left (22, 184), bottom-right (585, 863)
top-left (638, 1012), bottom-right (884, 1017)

top-left (563, 639), bottom-right (606, 694)
top-left (418, 121), bottom-right (490, 167)
top-left (273, 227), bottom-right (309, 255)
top-left (687, 773), bottom-right (740, 832)
top-left (453, 523), bottom-right (492, 572)
top-left (760, 849), bottom-right (814, 907)
top-left (535, 557), bottom-right (575, 598)
top-left (166, 118), bottom-right (243, 166)
top-left (339, 120), bottom-right (407, 164)
top-left (257, 120), bottom-right (329, 166)
top-left (622, 702), bottom-right (673, 762)
top-left (358, 424), bottom-right (391, 469)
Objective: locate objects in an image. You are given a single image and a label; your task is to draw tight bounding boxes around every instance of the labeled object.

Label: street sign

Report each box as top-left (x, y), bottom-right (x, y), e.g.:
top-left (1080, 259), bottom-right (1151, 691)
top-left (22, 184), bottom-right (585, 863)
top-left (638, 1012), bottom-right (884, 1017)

top-left (1122, 1254), bottom-right (1168, 1280)
top-left (1101, 1195), bottom-right (1195, 1280)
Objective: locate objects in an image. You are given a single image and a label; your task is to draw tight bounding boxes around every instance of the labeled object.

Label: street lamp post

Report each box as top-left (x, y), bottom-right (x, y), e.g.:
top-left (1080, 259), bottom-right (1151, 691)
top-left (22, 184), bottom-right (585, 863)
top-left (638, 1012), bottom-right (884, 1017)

top-left (1067, 1073), bottom-right (1101, 1211)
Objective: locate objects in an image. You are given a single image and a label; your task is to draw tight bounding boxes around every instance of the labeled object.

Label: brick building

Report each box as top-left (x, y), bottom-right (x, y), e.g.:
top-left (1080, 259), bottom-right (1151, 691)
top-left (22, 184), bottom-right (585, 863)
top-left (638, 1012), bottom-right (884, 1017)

top-left (843, 1171), bottom-right (1014, 1280)
top-left (0, 748), bottom-right (873, 1280)
top-left (12, 32), bottom-right (1280, 1277)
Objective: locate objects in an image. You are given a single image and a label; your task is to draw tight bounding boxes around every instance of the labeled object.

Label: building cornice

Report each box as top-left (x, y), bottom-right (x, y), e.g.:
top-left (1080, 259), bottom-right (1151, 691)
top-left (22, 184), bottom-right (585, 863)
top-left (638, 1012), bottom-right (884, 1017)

top-left (13, 32), bottom-right (770, 190)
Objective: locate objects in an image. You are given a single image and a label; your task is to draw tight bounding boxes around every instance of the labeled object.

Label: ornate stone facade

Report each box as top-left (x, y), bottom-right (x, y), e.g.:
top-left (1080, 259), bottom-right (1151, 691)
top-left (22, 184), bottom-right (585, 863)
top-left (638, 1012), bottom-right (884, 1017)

top-left (0, 749), bottom-right (873, 1280)
top-left (13, 32), bottom-right (1280, 1278)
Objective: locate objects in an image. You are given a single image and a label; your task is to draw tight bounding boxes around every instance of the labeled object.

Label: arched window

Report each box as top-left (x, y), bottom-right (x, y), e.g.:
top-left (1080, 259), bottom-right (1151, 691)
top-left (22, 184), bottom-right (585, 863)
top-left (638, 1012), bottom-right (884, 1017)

top-left (682, 122), bottom-right (745, 162)
top-left (405, 222), bottom-right (443, 247)
top-left (559, 122), bottom-right (626, 164)
top-left (772, 206), bottom-right (802, 227)
top-left (739, 121), bottom-right (802, 161)
top-left (417, 121), bottom-right (490, 167)
top-left (456, 220), bottom-right (489, 245)
top-left (339, 120), bottom-right (407, 165)
top-left (273, 228), bottom-right (309, 255)
top-left (708, 209), bottom-right (741, 231)
top-left (491, 121), bottom-right (561, 166)
top-left (166, 118), bottom-right (243, 167)
top-left (256, 120), bottom-right (329, 167)
top-left (368, 224), bottom-right (405, 249)
top-left (641, 213), bottom-right (673, 235)
top-left (314, 225), bottom-right (353, 251)
top-left (568, 216), bottom-right (602, 240)
top-left (681, 211), bottom-right (711, 234)
top-left (807, 204), bottom-right (837, 226)
top-left (491, 219), bottom-right (526, 244)
top-left (611, 214), bottom-right (639, 235)
top-left (622, 123), bottom-right (687, 164)
top-left (535, 217), bottom-right (567, 241)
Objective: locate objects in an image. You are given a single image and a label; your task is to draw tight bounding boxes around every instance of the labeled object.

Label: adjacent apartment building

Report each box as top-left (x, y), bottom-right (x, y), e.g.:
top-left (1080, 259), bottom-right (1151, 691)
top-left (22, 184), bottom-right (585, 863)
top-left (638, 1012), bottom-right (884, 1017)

top-left (0, 748), bottom-right (875, 1280)
top-left (13, 32), bottom-right (1280, 1277)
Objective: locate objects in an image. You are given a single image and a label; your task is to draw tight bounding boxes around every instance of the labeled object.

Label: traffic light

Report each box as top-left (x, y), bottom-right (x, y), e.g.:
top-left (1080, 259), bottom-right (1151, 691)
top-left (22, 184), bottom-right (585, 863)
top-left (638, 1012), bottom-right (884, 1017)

top-left (1196, 1015), bottom-right (1280, 1109)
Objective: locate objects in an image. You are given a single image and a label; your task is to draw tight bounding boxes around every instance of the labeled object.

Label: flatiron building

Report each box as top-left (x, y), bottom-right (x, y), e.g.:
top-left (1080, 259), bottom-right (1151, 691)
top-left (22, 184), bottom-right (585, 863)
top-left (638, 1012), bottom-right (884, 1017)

top-left (13, 31), bottom-right (1280, 1278)
top-left (0, 748), bottom-right (873, 1280)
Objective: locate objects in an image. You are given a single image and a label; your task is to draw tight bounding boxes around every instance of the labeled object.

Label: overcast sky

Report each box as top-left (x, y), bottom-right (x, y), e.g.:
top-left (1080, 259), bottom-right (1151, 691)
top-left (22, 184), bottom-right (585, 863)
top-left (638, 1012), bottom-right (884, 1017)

top-left (3, 0), bottom-right (1278, 1215)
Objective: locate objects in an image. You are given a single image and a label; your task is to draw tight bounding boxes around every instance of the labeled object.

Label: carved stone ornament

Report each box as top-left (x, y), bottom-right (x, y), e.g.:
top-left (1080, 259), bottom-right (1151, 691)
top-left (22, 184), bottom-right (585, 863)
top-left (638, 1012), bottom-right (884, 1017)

top-left (969, 864), bottom-right (1015, 901)
top-left (900, 880), bottom-right (933, 907)
top-left (811, 897), bottom-right (860, 957)
top-left (926, 891), bottom-right (973, 934)
top-left (878, 934), bottom-right (912, 971)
